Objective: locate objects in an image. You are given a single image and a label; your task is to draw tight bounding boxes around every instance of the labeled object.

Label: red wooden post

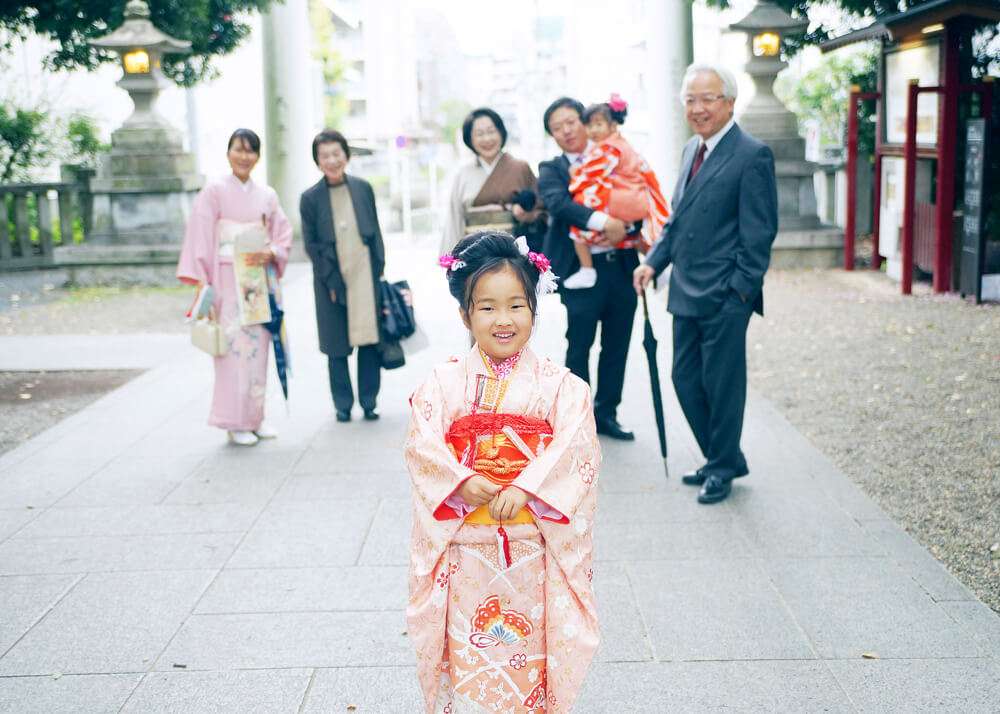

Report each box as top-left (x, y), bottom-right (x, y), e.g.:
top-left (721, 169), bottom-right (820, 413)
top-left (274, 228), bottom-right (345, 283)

top-left (933, 24), bottom-right (960, 293)
top-left (844, 86), bottom-right (860, 270)
top-left (871, 153), bottom-right (883, 270)
top-left (901, 80), bottom-right (919, 295)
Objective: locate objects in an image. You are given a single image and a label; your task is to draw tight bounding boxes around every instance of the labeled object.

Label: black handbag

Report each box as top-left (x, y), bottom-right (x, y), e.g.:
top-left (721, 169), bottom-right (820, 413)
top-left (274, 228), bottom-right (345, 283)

top-left (379, 279), bottom-right (416, 341)
top-left (378, 340), bottom-right (406, 370)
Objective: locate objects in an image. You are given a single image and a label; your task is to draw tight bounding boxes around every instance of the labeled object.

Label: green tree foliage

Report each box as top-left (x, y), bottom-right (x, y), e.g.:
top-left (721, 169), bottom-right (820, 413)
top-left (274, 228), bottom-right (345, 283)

top-left (0, 1), bottom-right (277, 86)
top-left (775, 46), bottom-right (879, 156)
top-left (309, 0), bottom-right (349, 128)
top-left (437, 99), bottom-right (472, 145)
top-left (0, 104), bottom-right (47, 182)
top-left (0, 102), bottom-right (109, 182)
top-left (66, 115), bottom-right (110, 167)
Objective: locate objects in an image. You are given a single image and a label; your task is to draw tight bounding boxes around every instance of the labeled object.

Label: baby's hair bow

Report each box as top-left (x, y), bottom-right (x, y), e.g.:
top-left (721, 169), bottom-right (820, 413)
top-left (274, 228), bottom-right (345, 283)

top-left (608, 93), bottom-right (628, 112)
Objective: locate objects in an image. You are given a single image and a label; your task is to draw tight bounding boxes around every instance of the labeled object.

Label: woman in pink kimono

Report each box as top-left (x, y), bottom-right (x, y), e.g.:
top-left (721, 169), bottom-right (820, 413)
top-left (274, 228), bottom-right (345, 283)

top-left (405, 232), bottom-right (601, 712)
top-left (177, 129), bottom-right (293, 446)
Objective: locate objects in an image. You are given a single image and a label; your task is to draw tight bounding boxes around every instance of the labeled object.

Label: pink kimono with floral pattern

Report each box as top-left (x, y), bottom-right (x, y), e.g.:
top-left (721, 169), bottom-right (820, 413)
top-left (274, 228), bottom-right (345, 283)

top-left (176, 174), bottom-right (292, 431)
top-left (405, 346), bottom-right (601, 713)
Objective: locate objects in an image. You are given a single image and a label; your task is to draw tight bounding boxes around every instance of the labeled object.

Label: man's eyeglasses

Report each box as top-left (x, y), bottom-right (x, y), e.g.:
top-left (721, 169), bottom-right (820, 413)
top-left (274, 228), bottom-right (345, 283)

top-left (682, 94), bottom-right (728, 107)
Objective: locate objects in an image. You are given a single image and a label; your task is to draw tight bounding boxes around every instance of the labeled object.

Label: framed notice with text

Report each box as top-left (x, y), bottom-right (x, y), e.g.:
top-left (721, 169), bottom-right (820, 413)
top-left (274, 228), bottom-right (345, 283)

top-left (884, 41), bottom-right (941, 146)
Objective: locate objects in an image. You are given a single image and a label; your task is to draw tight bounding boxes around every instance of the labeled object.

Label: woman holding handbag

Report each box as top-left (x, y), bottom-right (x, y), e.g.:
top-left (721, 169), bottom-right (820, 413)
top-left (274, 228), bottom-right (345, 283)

top-left (300, 129), bottom-right (387, 423)
top-left (177, 128), bottom-right (293, 446)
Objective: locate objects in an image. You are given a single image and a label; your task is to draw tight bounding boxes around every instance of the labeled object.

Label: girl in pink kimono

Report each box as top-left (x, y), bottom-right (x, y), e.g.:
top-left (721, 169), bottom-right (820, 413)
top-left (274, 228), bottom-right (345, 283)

top-left (177, 129), bottom-right (293, 446)
top-left (405, 232), bottom-right (601, 713)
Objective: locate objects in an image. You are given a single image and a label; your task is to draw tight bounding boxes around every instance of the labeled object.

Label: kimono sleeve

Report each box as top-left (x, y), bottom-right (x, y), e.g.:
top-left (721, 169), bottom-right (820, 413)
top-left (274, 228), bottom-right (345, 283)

top-left (176, 184), bottom-right (219, 285)
top-left (512, 373), bottom-right (601, 523)
top-left (266, 189), bottom-right (294, 279)
top-left (404, 370), bottom-right (477, 520)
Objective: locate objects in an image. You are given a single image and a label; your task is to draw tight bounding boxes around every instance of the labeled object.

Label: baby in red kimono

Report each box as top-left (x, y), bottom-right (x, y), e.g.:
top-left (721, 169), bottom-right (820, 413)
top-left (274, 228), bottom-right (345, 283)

top-left (564, 94), bottom-right (670, 289)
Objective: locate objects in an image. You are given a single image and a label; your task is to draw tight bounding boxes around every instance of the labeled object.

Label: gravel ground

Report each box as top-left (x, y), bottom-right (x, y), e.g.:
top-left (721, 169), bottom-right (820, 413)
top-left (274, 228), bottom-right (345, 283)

top-left (0, 370), bottom-right (142, 454)
top-left (747, 269), bottom-right (1000, 612)
top-left (0, 285), bottom-right (190, 335)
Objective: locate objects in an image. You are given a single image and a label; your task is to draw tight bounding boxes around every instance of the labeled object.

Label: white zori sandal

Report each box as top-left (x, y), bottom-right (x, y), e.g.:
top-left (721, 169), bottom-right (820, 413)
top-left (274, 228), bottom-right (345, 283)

top-left (227, 430), bottom-right (259, 446)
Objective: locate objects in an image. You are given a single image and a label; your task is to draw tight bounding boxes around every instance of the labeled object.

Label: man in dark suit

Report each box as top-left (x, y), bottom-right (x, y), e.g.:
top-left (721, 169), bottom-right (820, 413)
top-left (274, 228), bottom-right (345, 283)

top-left (634, 63), bottom-right (778, 504)
top-left (538, 97), bottom-right (636, 441)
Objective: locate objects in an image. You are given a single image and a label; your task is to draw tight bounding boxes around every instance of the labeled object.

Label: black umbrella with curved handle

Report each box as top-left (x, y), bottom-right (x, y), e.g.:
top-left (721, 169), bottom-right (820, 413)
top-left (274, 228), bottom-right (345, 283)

top-left (641, 290), bottom-right (669, 478)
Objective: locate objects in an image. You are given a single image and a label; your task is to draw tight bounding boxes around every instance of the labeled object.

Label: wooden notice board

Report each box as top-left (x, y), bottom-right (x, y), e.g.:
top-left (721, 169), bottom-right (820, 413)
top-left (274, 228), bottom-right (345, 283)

top-left (959, 119), bottom-right (987, 302)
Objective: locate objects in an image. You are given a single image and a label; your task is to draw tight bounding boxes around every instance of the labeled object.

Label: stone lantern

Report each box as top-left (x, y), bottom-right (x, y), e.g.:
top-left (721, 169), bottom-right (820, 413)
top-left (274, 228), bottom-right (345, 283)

top-left (59, 0), bottom-right (203, 284)
top-left (89, 0), bottom-right (192, 130)
top-left (730, 2), bottom-right (842, 266)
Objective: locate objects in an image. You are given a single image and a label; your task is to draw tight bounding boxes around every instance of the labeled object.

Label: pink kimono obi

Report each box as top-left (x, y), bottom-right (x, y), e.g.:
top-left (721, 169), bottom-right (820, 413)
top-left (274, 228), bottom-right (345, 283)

top-left (569, 132), bottom-right (670, 250)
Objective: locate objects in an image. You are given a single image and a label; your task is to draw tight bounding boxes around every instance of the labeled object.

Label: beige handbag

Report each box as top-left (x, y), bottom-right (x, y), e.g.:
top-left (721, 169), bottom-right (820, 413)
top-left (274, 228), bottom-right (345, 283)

top-left (191, 309), bottom-right (228, 356)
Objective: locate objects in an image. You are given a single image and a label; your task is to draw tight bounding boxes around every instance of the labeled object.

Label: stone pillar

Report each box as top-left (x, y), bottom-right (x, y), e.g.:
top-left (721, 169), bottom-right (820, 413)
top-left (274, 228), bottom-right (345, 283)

top-left (262, 0), bottom-right (319, 236)
top-left (645, 0), bottom-right (693, 184)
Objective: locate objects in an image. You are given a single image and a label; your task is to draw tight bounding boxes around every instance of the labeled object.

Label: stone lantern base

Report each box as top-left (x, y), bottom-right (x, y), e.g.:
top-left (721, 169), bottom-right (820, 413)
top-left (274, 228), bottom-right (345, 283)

top-left (53, 121), bottom-right (203, 286)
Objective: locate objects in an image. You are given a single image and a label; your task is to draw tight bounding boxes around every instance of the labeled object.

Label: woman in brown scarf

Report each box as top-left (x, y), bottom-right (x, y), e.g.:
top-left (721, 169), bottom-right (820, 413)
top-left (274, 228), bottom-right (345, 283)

top-left (441, 107), bottom-right (546, 254)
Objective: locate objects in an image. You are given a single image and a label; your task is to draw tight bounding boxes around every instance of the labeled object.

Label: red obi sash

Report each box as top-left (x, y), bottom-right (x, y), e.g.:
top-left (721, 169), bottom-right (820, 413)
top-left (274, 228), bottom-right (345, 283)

top-left (434, 413), bottom-right (553, 522)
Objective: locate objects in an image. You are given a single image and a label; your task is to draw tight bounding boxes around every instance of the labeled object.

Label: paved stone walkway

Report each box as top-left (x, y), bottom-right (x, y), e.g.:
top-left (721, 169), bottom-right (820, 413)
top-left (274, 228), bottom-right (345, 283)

top-left (1, 241), bottom-right (998, 713)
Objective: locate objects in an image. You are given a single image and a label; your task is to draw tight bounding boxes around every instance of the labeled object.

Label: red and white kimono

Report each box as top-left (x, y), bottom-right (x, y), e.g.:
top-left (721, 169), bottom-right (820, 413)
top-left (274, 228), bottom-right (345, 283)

top-left (405, 346), bottom-right (601, 713)
top-left (569, 132), bottom-right (669, 250)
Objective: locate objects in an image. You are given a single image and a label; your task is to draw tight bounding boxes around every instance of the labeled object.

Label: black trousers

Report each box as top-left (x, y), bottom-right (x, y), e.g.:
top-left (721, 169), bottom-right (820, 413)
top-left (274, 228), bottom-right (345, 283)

top-left (671, 297), bottom-right (753, 481)
top-left (560, 248), bottom-right (638, 420)
top-left (328, 345), bottom-right (381, 412)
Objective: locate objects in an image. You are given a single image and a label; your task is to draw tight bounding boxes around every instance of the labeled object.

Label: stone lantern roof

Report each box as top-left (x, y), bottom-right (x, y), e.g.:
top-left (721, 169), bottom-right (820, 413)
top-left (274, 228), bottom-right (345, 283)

top-left (90, 0), bottom-right (191, 54)
top-left (729, 1), bottom-right (808, 34)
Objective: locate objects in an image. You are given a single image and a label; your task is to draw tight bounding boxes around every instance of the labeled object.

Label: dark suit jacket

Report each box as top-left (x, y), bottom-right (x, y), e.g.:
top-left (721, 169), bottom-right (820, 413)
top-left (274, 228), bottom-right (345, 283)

top-left (299, 174), bottom-right (385, 357)
top-left (538, 154), bottom-right (595, 282)
top-left (646, 124), bottom-right (777, 317)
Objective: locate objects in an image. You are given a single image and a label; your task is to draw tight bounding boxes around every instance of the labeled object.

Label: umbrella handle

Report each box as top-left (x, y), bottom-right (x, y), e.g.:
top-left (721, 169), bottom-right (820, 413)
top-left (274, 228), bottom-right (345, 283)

top-left (641, 289), bottom-right (650, 322)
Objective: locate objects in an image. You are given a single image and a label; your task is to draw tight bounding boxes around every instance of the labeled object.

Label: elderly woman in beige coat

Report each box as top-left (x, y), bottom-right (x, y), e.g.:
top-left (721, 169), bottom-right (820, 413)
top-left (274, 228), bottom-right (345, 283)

top-left (300, 129), bottom-right (386, 423)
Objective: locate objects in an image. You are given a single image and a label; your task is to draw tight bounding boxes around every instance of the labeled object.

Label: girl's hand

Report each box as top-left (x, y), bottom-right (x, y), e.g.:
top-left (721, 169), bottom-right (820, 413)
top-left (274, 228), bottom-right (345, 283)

top-left (458, 475), bottom-right (501, 508)
top-left (243, 250), bottom-right (273, 267)
top-left (489, 486), bottom-right (530, 522)
top-left (511, 204), bottom-right (527, 222)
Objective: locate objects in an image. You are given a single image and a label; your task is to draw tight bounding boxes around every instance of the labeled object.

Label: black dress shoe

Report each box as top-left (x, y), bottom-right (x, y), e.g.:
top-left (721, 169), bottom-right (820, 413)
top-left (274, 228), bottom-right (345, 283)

top-left (682, 469), bottom-right (707, 486)
top-left (698, 475), bottom-right (732, 504)
top-left (363, 408), bottom-right (380, 421)
top-left (595, 416), bottom-right (635, 441)
top-left (336, 409), bottom-right (351, 422)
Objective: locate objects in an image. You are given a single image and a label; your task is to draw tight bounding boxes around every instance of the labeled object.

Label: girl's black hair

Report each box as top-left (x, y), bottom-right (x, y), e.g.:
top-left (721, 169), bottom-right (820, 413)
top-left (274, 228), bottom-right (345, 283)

top-left (582, 102), bottom-right (627, 126)
top-left (446, 232), bottom-right (540, 316)
top-left (227, 128), bottom-right (261, 154)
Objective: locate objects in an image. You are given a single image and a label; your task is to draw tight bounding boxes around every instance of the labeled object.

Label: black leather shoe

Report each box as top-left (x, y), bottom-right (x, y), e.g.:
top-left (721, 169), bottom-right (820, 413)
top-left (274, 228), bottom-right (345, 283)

top-left (595, 416), bottom-right (635, 441)
top-left (698, 475), bottom-right (732, 504)
top-left (363, 408), bottom-right (380, 421)
top-left (336, 409), bottom-right (351, 422)
top-left (682, 468), bottom-right (707, 486)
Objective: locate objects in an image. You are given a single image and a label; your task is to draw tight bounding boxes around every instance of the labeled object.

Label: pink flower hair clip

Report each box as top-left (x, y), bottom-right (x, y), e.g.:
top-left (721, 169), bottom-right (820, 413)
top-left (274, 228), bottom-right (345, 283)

top-left (608, 93), bottom-right (628, 112)
top-left (526, 251), bottom-right (551, 275)
top-left (438, 253), bottom-right (466, 272)
top-left (513, 236), bottom-right (559, 296)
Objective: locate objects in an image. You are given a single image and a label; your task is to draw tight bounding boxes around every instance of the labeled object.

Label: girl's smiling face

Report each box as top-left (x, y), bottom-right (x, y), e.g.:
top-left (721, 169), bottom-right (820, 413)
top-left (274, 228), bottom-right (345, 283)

top-left (462, 265), bottom-right (534, 362)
